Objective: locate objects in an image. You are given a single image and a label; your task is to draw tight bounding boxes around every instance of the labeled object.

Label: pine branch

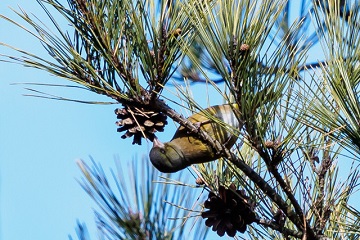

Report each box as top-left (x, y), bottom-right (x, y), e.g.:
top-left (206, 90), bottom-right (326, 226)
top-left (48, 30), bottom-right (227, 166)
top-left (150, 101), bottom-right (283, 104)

top-left (258, 218), bottom-right (302, 238)
top-left (76, 157), bottom-right (209, 239)
top-left (257, 147), bottom-right (317, 239)
top-left (153, 98), bottom-right (307, 237)
top-left (313, 144), bottom-right (333, 235)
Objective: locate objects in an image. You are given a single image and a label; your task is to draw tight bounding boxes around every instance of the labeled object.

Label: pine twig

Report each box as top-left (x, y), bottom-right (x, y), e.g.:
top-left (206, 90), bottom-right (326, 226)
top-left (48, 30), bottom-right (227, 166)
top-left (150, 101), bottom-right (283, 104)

top-left (258, 218), bottom-right (302, 238)
top-left (153, 99), bottom-right (306, 238)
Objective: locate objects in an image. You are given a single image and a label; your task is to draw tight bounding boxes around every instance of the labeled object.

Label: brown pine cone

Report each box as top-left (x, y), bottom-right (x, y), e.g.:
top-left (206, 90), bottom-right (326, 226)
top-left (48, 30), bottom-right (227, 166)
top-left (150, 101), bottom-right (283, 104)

top-left (201, 184), bottom-right (257, 237)
top-left (115, 105), bottom-right (167, 145)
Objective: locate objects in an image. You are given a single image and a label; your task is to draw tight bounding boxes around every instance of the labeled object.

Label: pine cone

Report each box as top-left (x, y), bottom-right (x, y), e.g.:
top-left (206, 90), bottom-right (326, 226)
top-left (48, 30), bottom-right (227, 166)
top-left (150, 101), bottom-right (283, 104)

top-left (201, 184), bottom-right (257, 237)
top-left (115, 105), bottom-right (167, 145)
top-left (265, 140), bottom-right (275, 149)
top-left (195, 177), bottom-right (205, 185)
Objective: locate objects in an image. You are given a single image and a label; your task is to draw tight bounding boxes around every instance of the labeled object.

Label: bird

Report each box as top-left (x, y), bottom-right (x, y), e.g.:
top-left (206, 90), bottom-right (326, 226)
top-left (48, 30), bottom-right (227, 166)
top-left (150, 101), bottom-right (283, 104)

top-left (149, 104), bottom-right (242, 173)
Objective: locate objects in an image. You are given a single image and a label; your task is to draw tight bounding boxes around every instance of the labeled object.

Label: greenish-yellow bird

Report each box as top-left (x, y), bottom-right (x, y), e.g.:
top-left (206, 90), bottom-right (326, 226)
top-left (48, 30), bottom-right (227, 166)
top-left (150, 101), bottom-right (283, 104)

top-left (149, 104), bottom-right (242, 173)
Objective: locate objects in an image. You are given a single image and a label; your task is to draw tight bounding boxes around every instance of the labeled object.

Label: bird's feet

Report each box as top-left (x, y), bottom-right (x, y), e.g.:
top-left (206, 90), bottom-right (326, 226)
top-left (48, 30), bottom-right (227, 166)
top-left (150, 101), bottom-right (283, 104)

top-left (190, 120), bottom-right (212, 133)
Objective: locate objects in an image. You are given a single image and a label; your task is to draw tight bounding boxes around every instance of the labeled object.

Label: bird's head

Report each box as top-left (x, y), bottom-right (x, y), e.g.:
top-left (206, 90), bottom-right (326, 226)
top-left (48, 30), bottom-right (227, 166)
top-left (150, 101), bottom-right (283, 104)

top-left (149, 138), bottom-right (189, 173)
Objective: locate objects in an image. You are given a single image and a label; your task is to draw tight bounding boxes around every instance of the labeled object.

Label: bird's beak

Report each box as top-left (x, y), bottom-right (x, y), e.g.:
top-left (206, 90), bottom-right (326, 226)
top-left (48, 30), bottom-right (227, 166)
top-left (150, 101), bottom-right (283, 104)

top-left (153, 137), bottom-right (165, 148)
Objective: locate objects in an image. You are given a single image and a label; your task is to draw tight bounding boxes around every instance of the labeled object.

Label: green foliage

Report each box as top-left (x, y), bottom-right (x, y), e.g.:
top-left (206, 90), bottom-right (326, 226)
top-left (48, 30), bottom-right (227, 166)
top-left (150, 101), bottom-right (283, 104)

top-left (0, 0), bottom-right (193, 102)
top-left (75, 157), bottom-right (208, 239)
top-left (301, 0), bottom-right (360, 156)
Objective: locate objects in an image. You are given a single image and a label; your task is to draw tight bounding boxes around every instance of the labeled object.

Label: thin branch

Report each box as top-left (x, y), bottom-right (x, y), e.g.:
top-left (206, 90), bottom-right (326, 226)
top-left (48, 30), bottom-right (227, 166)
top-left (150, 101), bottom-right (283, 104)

top-left (313, 140), bottom-right (333, 235)
top-left (153, 99), bottom-right (305, 237)
top-left (256, 147), bottom-right (309, 235)
top-left (258, 218), bottom-right (302, 238)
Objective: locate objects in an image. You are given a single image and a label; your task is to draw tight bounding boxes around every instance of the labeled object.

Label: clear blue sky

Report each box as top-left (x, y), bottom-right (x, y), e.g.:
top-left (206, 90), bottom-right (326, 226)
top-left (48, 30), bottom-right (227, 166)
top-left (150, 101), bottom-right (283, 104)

top-left (0, 1), bottom-right (152, 239)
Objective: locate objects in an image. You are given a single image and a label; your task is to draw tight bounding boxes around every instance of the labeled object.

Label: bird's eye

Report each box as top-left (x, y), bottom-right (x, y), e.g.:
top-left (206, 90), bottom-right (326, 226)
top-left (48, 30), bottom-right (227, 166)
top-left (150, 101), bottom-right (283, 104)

top-left (160, 149), bottom-right (166, 154)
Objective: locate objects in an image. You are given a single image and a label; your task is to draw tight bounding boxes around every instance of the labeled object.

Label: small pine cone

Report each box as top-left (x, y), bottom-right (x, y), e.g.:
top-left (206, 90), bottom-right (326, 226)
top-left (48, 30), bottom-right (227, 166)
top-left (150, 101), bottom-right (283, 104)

top-left (239, 43), bottom-right (250, 51)
top-left (195, 177), bottom-right (205, 185)
top-left (265, 137), bottom-right (282, 150)
top-left (228, 37), bottom-right (249, 55)
top-left (265, 140), bottom-right (275, 149)
top-left (115, 105), bottom-right (167, 145)
top-left (168, 28), bottom-right (182, 38)
top-left (201, 184), bottom-right (257, 237)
